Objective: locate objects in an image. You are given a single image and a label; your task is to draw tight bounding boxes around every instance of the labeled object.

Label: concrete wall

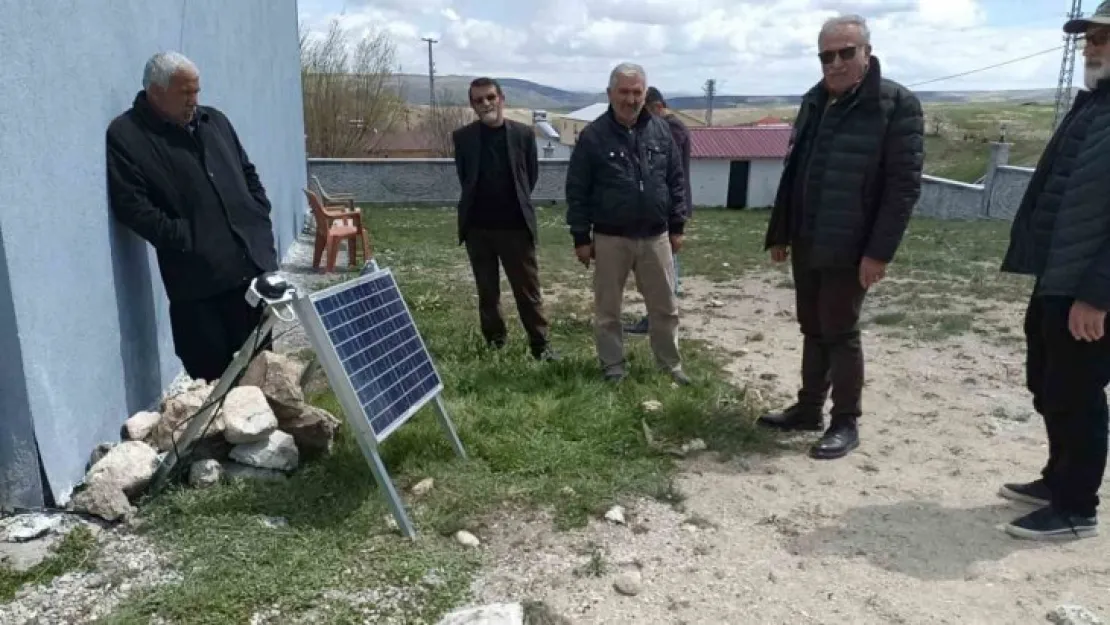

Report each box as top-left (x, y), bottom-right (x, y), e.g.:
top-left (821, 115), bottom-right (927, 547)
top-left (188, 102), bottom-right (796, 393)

top-left (313, 157), bottom-right (782, 208)
top-left (914, 176), bottom-right (986, 219)
top-left (310, 158), bottom-right (570, 205)
top-left (0, 0), bottom-right (306, 510)
top-left (987, 165), bottom-right (1035, 221)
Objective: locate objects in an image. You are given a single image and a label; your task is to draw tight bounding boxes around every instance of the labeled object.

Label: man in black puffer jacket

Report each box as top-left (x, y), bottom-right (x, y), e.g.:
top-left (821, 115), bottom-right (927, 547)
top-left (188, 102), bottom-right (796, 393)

top-left (760, 15), bottom-right (925, 460)
top-left (566, 63), bottom-right (689, 385)
top-left (994, 2), bottom-right (1110, 542)
top-left (107, 52), bottom-right (278, 382)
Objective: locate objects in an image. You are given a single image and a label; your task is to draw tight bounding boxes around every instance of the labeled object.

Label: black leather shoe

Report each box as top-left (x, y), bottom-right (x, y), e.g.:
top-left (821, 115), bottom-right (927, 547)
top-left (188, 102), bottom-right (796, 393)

top-left (758, 404), bottom-right (823, 431)
top-left (809, 422), bottom-right (859, 460)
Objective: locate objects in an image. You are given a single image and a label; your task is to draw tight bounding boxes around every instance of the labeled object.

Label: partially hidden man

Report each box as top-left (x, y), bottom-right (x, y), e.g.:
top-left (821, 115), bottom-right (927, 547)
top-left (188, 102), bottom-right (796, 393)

top-left (994, 1), bottom-right (1110, 541)
top-left (107, 52), bottom-right (278, 382)
top-left (761, 15), bottom-right (925, 460)
top-left (452, 77), bottom-right (558, 361)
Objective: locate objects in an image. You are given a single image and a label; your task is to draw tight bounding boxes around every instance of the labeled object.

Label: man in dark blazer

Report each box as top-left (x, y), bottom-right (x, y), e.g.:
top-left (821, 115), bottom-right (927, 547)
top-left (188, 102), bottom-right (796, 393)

top-left (452, 77), bottom-right (558, 361)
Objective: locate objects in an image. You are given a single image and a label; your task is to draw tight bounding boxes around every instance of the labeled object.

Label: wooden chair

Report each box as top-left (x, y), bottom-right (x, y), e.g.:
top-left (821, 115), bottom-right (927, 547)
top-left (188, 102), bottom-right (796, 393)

top-left (311, 175), bottom-right (356, 210)
top-left (302, 189), bottom-right (372, 273)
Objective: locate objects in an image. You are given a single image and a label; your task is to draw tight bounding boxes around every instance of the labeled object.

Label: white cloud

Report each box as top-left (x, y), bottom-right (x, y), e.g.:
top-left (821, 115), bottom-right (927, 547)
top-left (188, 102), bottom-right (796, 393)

top-left (300, 0), bottom-right (1068, 96)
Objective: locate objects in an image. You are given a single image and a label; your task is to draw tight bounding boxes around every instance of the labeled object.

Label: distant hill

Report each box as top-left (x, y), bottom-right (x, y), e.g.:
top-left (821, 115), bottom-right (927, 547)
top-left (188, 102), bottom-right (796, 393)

top-left (391, 73), bottom-right (1065, 110)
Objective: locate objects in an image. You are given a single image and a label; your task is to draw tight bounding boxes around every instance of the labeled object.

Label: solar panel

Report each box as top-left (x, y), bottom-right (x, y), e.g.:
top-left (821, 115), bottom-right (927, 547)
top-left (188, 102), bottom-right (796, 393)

top-left (310, 271), bottom-right (442, 442)
top-left (293, 266), bottom-right (466, 539)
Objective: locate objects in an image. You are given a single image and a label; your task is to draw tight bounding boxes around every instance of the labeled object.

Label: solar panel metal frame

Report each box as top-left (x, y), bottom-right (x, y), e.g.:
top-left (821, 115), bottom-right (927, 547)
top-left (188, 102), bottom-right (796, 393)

top-left (304, 268), bottom-right (444, 443)
top-left (292, 267), bottom-right (466, 539)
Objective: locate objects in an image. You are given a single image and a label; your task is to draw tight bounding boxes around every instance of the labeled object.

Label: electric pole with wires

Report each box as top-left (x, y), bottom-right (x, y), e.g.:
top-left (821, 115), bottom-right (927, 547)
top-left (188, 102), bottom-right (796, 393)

top-left (1054, 0), bottom-right (1083, 128)
top-left (422, 36), bottom-right (438, 108)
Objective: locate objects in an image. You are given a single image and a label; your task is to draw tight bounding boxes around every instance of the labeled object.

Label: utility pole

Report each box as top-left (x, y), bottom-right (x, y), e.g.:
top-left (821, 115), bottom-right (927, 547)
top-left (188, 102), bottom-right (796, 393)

top-left (703, 79), bottom-right (717, 127)
top-left (422, 37), bottom-right (438, 108)
top-left (1053, 0), bottom-right (1083, 129)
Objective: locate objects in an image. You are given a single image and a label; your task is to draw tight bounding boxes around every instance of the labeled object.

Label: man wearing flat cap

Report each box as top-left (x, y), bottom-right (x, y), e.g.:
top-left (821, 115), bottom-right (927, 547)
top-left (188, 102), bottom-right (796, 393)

top-left (996, 0), bottom-right (1110, 541)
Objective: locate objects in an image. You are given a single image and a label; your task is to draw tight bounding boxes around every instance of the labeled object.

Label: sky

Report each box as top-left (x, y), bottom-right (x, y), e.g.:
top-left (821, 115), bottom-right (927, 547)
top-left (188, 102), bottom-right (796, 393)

top-left (297, 0), bottom-right (1080, 96)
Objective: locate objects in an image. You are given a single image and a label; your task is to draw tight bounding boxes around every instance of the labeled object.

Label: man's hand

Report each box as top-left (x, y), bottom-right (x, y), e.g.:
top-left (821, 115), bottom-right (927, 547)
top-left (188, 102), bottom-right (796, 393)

top-left (575, 244), bottom-right (594, 268)
top-left (769, 245), bottom-right (789, 263)
top-left (1069, 300), bottom-right (1107, 342)
top-left (669, 234), bottom-right (684, 253)
top-left (859, 257), bottom-right (887, 289)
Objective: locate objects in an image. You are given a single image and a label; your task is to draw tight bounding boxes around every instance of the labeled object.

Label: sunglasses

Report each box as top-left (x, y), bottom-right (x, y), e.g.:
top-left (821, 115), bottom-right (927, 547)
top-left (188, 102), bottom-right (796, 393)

top-left (1082, 30), bottom-right (1110, 47)
top-left (470, 93), bottom-right (498, 105)
top-left (818, 46), bottom-right (859, 65)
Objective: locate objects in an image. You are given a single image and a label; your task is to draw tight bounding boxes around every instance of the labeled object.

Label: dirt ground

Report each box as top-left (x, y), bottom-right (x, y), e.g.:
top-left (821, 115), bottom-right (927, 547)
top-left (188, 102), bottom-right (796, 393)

top-left (471, 274), bottom-right (1109, 624)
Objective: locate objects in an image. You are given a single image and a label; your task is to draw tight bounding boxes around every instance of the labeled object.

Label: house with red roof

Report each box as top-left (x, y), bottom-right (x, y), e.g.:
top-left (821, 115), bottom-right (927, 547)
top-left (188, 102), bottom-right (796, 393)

top-left (687, 125), bottom-right (792, 208)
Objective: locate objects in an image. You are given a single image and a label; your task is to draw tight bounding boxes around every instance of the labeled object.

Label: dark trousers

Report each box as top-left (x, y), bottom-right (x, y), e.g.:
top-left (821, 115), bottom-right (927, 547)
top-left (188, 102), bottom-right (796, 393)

top-left (791, 243), bottom-right (868, 421)
top-left (169, 283), bottom-right (267, 382)
top-left (1025, 294), bottom-right (1110, 518)
top-left (464, 227), bottom-right (549, 353)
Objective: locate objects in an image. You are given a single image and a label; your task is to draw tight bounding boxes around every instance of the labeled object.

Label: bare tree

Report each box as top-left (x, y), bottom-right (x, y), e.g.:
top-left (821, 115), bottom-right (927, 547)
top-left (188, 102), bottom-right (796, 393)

top-left (300, 19), bottom-right (407, 157)
top-left (418, 89), bottom-right (475, 157)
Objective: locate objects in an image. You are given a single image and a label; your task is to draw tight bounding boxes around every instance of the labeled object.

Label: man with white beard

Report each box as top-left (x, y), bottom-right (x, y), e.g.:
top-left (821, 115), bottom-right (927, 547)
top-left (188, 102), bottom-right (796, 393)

top-left (996, 1), bottom-right (1110, 541)
top-left (451, 77), bottom-right (559, 361)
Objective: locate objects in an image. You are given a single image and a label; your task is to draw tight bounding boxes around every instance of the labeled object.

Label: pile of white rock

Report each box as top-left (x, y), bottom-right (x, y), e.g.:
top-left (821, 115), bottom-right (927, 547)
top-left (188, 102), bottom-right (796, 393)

top-left (69, 351), bottom-right (340, 522)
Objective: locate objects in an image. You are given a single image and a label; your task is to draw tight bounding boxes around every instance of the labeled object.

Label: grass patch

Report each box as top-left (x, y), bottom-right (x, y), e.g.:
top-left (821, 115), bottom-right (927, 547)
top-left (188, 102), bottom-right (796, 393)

top-left (105, 206), bottom-right (773, 623)
top-left (0, 525), bottom-right (97, 602)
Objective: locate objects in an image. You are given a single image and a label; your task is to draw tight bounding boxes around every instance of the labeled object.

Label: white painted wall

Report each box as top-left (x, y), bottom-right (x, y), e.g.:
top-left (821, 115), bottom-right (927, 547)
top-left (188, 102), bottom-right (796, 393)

top-left (689, 158), bottom-right (784, 208)
top-left (690, 159), bottom-right (730, 207)
top-left (748, 159), bottom-right (784, 208)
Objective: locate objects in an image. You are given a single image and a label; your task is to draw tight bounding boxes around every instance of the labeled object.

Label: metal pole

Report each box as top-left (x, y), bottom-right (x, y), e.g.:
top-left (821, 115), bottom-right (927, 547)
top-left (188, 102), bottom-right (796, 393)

top-left (422, 37), bottom-right (438, 108)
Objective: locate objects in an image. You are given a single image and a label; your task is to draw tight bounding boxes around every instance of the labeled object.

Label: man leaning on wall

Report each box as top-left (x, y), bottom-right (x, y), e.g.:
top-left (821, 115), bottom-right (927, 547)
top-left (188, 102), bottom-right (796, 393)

top-left (106, 51), bottom-right (279, 383)
top-left (760, 14), bottom-right (925, 460)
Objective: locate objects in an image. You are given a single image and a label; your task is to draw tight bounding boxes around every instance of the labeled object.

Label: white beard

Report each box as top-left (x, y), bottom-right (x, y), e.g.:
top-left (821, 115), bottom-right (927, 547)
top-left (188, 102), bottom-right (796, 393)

top-left (1084, 63), bottom-right (1110, 89)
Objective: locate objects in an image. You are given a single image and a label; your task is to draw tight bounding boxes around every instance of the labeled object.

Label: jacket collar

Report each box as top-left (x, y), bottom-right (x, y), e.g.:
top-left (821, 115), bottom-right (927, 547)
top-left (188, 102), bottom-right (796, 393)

top-left (132, 90), bottom-right (208, 132)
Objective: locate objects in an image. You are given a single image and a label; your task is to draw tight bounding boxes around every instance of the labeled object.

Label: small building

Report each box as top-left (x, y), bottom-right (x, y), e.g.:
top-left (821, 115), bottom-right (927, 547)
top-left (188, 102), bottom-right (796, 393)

top-left (554, 102), bottom-right (608, 146)
top-left (532, 110), bottom-right (572, 159)
top-left (688, 126), bottom-right (792, 208)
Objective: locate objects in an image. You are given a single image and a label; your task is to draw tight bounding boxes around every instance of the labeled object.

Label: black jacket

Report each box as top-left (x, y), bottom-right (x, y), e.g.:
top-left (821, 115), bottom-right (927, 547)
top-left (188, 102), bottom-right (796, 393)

top-left (565, 106), bottom-right (687, 247)
top-left (106, 91), bottom-right (278, 302)
top-left (765, 57), bottom-right (925, 267)
top-left (1002, 83), bottom-right (1110, 310)
top-left (661, 112), bottom-right (693, 216)
top-left (452, 119), bottom-right (538, 243)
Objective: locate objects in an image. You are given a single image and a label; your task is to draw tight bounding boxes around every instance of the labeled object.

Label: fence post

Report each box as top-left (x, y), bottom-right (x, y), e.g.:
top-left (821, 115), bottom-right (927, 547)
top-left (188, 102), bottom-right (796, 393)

top-left (981, 142), bottom-right (1011, 218)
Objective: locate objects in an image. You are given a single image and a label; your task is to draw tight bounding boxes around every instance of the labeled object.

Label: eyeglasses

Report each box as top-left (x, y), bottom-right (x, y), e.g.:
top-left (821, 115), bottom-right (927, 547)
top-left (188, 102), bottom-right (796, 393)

top-left (818, 46), bottom-right (858, 65)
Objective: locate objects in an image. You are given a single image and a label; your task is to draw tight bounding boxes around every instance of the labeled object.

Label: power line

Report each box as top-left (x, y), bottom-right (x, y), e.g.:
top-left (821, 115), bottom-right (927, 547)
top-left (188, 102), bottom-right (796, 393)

top-left (906, 46), bottom-right (1064, 88)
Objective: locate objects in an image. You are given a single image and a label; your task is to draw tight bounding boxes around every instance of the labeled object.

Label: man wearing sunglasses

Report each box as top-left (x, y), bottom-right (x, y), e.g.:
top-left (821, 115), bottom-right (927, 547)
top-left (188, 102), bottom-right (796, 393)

top-left (452, 77), bottom-right (558, 362)
top-left (760, 15), bottom-right (924, 460)
top-left (995, 1), bottom-right (1110, 541)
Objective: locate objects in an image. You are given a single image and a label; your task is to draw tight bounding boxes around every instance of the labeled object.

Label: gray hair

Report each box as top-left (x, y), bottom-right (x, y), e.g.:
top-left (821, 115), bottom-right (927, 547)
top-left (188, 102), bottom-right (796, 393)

top-left (819, 14), bottom-right (871, 46)
top-left (608, 62), bottom-right (646, 89)
top-left (142, 51), bottom-right (199, 89)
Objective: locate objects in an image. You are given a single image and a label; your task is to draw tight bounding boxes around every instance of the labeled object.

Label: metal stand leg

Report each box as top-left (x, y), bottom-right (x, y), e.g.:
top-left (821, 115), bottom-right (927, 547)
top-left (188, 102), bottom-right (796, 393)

top-left (149, 308), bottom-right (283, 494)
top-left (363, 448), bottom-right (416, 539)
top-left (433, 394), bottom-right (467, 460)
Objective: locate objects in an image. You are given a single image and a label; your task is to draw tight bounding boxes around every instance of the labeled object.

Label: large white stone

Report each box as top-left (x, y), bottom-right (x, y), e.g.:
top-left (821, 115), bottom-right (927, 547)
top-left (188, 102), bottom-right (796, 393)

top-left (436, 603), bottom-right (523, 625)
top-left (222, 386), bottom-right (278, 444)
top-left (85, 440), bottom-right (159, 497)
top-left (124, 411), bottom-right (161, 441)
top-left (229, 430), bottom-right (299, 472)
